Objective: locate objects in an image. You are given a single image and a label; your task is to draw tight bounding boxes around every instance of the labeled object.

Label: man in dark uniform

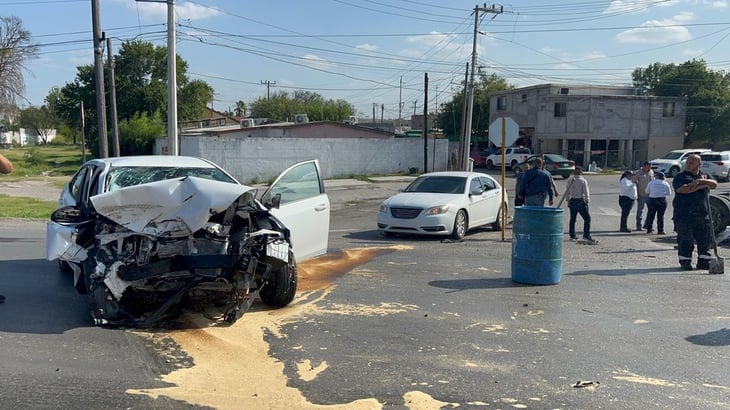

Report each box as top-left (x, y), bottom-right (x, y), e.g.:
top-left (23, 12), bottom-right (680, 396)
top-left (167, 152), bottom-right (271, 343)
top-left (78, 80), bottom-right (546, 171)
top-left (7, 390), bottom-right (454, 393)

top-left (672, 154), bottom-right (718, 271)
top-left (518, 157), bottom-right (554, 207)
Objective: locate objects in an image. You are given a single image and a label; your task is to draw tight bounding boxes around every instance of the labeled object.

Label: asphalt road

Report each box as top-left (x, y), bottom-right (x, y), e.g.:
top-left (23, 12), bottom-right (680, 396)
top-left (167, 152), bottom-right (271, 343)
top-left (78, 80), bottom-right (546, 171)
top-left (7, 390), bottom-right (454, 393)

top-left (0, 172), bottom-right (729, 409)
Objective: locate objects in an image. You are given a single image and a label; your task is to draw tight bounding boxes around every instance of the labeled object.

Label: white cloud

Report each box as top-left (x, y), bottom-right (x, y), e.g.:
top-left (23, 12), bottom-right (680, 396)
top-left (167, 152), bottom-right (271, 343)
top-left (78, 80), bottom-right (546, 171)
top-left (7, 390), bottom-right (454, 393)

top-left (401, 31), bottom-right (476, 61)
top-left (301, 54), bottom-right (335, 70)
top-left (706, 0), bottom-right (728, 8)
top-left (616, 12), bottom-right (693, 44)
top-left (604, 0), bottom-right (679, 14)
top-left (126, 0), bottom-right (221, 21)
top-left (355, 43), bottom-right (378, 52)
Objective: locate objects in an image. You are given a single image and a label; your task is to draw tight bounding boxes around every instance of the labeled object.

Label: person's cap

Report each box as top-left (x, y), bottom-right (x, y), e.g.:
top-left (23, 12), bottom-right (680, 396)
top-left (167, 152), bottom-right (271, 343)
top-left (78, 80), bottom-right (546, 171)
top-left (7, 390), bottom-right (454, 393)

top-left (655, 172), bottom-right (665, 179)
top-left (643, 161), bottom-right (651, 166)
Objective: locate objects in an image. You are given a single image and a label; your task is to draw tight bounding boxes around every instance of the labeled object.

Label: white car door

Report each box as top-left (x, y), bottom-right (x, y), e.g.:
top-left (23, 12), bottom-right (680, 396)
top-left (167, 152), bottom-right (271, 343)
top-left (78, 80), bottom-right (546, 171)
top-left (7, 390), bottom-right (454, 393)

top-left (466, 176), bottom-right (490, 226)
top-left (261, 160), bottom-right (330, 262)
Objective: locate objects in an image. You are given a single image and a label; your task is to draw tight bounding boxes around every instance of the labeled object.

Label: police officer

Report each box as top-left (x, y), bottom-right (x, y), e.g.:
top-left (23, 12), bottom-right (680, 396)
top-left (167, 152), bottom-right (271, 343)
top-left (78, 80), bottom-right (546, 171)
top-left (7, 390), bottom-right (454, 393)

top-left (672, 154), bottom-right (718, 271)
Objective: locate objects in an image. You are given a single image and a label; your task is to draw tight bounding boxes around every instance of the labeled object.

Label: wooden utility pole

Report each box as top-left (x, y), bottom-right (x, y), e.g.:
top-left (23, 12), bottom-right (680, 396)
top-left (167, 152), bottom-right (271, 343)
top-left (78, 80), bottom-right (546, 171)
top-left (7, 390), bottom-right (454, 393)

top-left (91, 0), bottom-right (108, 158)
top-left (463, 3), bottom-right (503, 171)
top-left (261, 80), bottom-right (276, 100)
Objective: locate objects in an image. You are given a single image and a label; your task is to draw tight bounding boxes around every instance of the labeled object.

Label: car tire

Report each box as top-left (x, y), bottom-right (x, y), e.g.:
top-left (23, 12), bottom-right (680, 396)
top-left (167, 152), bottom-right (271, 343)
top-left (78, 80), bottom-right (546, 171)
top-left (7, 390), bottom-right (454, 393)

top-left (486, 160), bottom-right (494, 170)
top-left (709, 194), bottom-right (730, 236)
top-left (669, 166), bottom-right (680, 178)
top-left (259, 250), bottom-right (298, 308)
top-left (491, 205), bottom-right (503, 231)
top-left (510, 160), bottom-right (518, 168)
top-left (451, 210), bottom-right (468, 240)
top-left (562, 174), bottom-right (570, 179)
top-left (88, 281), bottom-right (124, 325)
top-left (381, 230), bottom-right (395, 238)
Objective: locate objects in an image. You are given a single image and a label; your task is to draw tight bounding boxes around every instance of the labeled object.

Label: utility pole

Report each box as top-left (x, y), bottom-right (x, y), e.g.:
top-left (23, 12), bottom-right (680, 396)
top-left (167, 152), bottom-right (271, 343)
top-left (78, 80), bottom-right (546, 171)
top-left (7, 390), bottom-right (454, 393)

top-left (398, 76), bottom-right (403, 121)
top-left (372, 103), bottom-right (376, 123)
top-left (423, 73), bottom-right (428, 174)
top-left (412, 100), bottom-right (417, 117)
top-left (107, 37), bottom-right (120, 157)
top-left (136, 0), bottom-right (177, 155)
top-left (380, 104), bottom-right (384, 124)
top-left (261, 80), bottom-right (276, 100)
top-left (459, 62), bottom-right (469, 171)
top-left (463, 3), bottom-right (503, 171)
top-left (91, 0), bottom-right (108, 158)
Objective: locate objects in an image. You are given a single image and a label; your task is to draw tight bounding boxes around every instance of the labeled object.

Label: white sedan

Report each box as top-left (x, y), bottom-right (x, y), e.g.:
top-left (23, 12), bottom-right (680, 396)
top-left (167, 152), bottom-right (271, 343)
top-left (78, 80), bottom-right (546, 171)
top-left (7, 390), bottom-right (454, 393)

top-left (46, 155), bottom-right (329, 327)
top-left (377, 171), bottom-right (508, 239)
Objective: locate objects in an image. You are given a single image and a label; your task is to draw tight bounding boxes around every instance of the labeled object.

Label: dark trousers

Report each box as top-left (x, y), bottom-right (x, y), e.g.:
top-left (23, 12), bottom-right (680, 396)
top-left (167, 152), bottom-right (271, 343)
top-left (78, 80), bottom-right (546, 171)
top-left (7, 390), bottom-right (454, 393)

top-left (568, 199), bottom-right (591, 238)
top-left (619, 195), bottom-right (635, 231)
top-left (644, 197), bottom-right (667, 232)
top-left (675, 219), bottom-right (713, 265)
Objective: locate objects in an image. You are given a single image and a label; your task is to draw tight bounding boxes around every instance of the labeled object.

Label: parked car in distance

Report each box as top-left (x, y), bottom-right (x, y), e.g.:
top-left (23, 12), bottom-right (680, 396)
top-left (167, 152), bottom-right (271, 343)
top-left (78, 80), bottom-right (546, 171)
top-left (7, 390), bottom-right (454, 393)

top-left (700, 151), bottom-right (730, 182)
top-left (650, 148), bottom-right (711, 178)
top-left (513, 153), bottom-right (575, 179)
top-left (377, 171), bottom-right (507, 240)
top-left (46, 155), bottom-right (330, 327)
top-left (470, 151), bottom-right (486, 168)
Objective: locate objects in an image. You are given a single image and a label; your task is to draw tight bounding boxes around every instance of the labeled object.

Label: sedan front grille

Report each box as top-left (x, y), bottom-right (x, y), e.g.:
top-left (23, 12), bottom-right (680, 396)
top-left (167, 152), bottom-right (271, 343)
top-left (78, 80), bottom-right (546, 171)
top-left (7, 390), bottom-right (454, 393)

top-left (390, 207), bottom-right (422, 219)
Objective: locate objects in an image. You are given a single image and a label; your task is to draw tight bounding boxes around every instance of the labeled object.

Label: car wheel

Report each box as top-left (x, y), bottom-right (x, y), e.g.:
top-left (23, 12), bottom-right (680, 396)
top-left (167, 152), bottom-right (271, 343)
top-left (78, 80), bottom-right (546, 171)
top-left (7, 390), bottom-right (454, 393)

top-left (451, 210), bottom-right (468, 240)
top-left (259, 250), bottom-right (298, 308)
top-left (491, 205), bottom-right (503, 231)
top-left (381, 230), bottom-right (395, 238)
top-left (510, 160), bottom-right (518, 168)
top-left (486, 160), bottom-right (494, 170)
top-left (562, 174), bottom-right (570, 179)
top-left (709, 195), bottom-right (730, 236)
top-left (669, 166), bottom-right (680, 178)
top-left (88, 281), bottom-right (124, 325)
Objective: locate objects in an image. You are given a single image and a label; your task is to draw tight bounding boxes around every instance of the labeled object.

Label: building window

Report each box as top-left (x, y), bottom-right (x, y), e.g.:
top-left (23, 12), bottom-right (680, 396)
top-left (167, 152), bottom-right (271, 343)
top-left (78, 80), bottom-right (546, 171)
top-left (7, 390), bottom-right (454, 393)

top-left (521, 94), bottom-right (527, 103)
top-left (497, 96), bottom-right (507, 110)
top-left (663, 102), bottom-right (675, 117)
top-left (554, 102), bottom-right (566, 117)
top-left (560, 88), bottom-right (569, 95)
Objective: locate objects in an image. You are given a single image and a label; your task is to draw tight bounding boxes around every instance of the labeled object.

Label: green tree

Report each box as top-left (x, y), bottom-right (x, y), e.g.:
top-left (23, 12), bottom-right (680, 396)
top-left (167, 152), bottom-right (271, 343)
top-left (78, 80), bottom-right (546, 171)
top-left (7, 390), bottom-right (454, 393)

top-left (249, 90), bottom-right (354, 122)
top-left (234, 100), bottom-right (246, 117)
top-left (437, 73), bottom-right (512, 143)
top-left (632, 59), bottom-right (730, 144)
top-left (50, 41), bottom-right (214, 153)
top-left (118, 111), bottom-right (165, 155)
top-left (18, 105), bottom-right (57, 143)
top-left (0, 16), bottom-right (38, 107)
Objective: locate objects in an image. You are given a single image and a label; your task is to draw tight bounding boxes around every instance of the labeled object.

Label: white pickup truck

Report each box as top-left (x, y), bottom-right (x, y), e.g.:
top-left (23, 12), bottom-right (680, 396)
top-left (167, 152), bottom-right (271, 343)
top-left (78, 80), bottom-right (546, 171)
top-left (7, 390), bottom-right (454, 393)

top-left (486, 147), bottom-right (532, 170)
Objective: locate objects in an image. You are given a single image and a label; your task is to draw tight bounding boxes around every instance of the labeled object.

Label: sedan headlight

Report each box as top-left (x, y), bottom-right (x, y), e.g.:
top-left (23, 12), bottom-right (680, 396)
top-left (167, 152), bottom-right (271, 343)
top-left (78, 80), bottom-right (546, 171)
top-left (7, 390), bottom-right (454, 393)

top-left (425, 205), bottom-right (449, 215)
top-left (379, 204), bottom-right (389, 213)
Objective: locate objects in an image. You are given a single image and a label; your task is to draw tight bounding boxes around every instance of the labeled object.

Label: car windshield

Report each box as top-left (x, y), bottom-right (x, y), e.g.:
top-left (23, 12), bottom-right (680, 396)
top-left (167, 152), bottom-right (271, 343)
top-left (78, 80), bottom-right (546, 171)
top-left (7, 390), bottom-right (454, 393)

top-left (106, 166), bottom-right (238, 192)
top-left (661, 152), bottom-right (683, 160)
top-left (404, 176), bottom-right (466, 194)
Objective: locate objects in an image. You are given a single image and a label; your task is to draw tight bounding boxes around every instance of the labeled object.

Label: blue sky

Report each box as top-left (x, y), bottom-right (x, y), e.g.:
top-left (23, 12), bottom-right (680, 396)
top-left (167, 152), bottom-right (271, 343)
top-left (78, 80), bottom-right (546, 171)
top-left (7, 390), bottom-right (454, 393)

top-left (6, 0), bottom-right (730, 119)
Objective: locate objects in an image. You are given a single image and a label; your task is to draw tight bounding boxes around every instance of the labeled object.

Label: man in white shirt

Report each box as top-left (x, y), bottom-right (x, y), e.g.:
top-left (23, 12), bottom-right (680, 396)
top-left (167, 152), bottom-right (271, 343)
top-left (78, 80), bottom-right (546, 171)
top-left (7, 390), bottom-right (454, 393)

top-left (567, 167), bottom-right (592, 241)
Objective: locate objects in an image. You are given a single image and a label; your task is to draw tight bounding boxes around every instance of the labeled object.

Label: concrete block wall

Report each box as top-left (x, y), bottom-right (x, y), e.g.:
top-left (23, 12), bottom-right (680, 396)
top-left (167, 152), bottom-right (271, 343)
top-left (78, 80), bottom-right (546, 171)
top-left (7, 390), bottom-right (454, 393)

top-left (178, 135), bottom-right (449, 183)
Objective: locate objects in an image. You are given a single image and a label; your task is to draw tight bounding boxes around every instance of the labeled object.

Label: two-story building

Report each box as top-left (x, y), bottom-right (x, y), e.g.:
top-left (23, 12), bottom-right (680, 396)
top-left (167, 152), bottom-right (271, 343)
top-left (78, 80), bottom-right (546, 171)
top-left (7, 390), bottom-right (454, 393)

top-left (489, 84), bottom-right (688, 169)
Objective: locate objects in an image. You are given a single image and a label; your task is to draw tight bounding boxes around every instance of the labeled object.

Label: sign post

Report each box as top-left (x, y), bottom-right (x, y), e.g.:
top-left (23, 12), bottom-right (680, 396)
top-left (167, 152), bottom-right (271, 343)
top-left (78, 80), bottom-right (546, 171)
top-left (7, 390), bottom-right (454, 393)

top-left (488, 117), bottom-right (519, 241)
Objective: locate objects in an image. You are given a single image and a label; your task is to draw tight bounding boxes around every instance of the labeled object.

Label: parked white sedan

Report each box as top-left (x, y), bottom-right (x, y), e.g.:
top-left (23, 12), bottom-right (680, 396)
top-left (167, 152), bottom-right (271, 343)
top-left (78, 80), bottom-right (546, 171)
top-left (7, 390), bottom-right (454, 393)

top-left (46, 155), bottom-right (330, 327)
top-left (377, 171), bottom-right (507, 239)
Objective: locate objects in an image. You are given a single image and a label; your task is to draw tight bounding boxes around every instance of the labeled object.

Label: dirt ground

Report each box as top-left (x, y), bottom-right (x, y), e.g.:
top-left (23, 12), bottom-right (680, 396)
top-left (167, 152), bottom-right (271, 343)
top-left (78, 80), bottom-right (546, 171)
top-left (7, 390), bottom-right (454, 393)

top-left (0, 177), bottom-right (66, 202)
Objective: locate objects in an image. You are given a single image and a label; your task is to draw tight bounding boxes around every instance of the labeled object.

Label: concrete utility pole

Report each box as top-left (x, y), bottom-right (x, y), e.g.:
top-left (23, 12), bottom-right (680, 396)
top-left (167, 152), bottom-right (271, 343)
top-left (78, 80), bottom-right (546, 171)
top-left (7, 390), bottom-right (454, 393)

top-left (463, 3), bottom-right (503, 171)
top-left (135, 0), bottom-right (177, 155)
top-left (91, 0), bottom-right (108, 158)
top-left (398, 76), bottom-right (403, 121)
top-left (261, 80), bottom-right (276, 100)
top-left (423, 73), bottom-right (428, 174)
top-left (107, 37), bottom-right (120, 157)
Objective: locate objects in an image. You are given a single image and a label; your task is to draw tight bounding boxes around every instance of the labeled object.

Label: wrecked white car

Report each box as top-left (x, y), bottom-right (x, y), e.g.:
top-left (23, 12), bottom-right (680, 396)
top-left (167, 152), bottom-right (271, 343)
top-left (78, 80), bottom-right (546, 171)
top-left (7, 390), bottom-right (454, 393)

top-left (46, 156), bottom-right (330, 327)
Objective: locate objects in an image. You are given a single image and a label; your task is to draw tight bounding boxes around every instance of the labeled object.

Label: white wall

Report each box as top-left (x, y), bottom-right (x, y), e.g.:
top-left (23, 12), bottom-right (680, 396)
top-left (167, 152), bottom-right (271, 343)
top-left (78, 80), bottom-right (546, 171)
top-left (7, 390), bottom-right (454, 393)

top-left (173, 135), bottom-right (449, 183)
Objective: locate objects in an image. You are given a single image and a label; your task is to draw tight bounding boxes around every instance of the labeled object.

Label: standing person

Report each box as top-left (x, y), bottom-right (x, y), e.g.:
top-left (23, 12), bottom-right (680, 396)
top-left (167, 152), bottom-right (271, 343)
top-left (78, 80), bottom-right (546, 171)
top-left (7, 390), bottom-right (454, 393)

top-left (518, 157), bottom-right (554, 207)
top-left (566, 167), bottom-right (592, 241)
top-left (634, 161), bottom-right (654, 230)
top-left (514, 162), bottom-right (530, 207)
top-left (644, 172), bottom-right (672, 234)
top-left (0, 151), bottom-right (13, 304)
top-left (672, 154), bottom-right (718, 271)
top-left (618, 170), bottom-right (637, 232)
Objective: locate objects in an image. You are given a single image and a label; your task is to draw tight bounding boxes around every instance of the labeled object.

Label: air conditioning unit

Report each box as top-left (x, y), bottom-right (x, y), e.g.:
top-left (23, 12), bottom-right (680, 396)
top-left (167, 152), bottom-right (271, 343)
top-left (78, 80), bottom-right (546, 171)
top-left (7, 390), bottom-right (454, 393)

top-left (240, 119), bottom-right (255, 128)
top-left (294, 114), bottom-right (309, 124)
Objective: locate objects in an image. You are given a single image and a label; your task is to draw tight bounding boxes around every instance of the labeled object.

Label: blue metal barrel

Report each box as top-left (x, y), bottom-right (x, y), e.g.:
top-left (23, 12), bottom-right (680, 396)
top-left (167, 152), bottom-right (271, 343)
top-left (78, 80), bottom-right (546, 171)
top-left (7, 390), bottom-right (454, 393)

top-left (511, 206), bottom-right (564, 285)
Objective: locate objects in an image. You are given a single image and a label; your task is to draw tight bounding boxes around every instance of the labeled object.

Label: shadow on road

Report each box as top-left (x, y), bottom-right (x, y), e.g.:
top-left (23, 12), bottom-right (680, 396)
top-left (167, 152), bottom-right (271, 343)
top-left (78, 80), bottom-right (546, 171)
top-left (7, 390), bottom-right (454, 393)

top-left (686, 328), bottom-right (730, 346)
top-left (428, 277), bottom-right (520, 291)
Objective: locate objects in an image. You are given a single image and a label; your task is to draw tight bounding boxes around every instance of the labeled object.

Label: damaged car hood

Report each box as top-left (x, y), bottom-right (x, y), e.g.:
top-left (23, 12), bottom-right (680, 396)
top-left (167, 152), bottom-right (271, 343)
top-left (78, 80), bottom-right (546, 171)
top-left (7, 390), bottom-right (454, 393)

top-left (90, 176), bottom-right (258, 236)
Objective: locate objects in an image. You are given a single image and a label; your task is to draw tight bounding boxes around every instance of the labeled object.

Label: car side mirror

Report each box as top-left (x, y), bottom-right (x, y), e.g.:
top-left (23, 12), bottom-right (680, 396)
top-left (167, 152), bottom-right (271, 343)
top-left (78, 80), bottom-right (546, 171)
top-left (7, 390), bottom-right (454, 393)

top-left (470, 187), bottom-right (483, 196)
top-left (265, 193), bottom-right (282, 209)
top-left (50, 205), bottom-right (83, 224)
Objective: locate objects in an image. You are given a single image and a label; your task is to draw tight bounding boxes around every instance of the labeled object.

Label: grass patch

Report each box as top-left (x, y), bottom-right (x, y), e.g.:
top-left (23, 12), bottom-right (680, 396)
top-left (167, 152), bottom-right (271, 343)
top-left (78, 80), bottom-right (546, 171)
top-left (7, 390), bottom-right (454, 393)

top-left (1, 144), bottom-right (87, 177)
top-left (0, 194), bottom-right (57, 219)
